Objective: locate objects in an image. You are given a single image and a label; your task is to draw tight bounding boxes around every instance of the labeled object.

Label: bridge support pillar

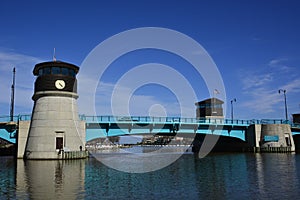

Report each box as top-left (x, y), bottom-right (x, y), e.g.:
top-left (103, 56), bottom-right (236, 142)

top-left (247, 124), bottom-right (295, 152)
top-left (17, 121), bottom-right (30, 158)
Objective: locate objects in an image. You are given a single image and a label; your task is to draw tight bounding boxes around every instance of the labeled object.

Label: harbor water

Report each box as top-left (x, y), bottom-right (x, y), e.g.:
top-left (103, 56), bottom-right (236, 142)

top-left (1, 147), bottom-right (300, 199)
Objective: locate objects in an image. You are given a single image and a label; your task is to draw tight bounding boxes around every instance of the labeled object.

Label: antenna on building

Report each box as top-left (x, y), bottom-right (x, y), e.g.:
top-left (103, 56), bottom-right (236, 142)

top-left (53, 48), bottom-right (56, 62)
top-left (10, 67), bottom-right (16, 121)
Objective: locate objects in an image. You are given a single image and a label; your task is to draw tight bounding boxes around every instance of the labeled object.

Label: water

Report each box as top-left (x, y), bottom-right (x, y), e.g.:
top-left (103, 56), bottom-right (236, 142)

top-left (1, 149), bottom-right (300, 199)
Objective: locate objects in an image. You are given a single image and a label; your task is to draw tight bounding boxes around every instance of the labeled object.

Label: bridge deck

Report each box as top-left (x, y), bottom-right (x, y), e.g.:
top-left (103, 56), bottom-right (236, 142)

top-left (1, 115), bottom-right (299, 143)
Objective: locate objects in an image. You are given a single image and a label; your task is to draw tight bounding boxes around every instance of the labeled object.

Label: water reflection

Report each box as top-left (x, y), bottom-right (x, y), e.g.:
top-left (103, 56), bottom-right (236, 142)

top-left (192, 153), bottom-right (300, 199)
top-left (0, 157), bottom-right (16, 199)
top-left (1, 149), bottom-right (300, 199)
top-left (85, 152), bottom-right (251, 199)
top-left (16, 159), bottom-right (85, 199)
top-left (253, 153), bottom-right (300, 199)
top-left (91, 146), bottom-right (191, 173)
top-left (193, 153), bottom-right (250, 199)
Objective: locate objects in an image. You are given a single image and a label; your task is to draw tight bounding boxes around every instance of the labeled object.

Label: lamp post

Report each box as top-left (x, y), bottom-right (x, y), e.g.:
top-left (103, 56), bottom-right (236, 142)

top-left (10, 67), bottom-right (16, 122)
top-left (230, 98), bottom-right (236, 121)
top-left (278, 89), bottom-right (288, 121)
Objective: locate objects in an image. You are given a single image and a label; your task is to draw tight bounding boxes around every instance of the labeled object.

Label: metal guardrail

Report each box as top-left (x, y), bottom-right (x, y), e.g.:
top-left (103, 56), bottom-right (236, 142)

top-left (80, 115), bottom-right (253, 125)
top-left (259, 146), bottom-right (292, 153)
top-left (0, 114), bottom-right (295, 126)
top-left (79, 115), bottom-right (292, 126)
top-left (62, 151), bottom-right (89, 159)
top-left (0, 115), bottom-right (31, 122)
top-left (0, 116), bottom-right (19, 122)
top-left (259, 119), bottom-right (290, 124)
top-left (18, 115), bottom-right (32, 121)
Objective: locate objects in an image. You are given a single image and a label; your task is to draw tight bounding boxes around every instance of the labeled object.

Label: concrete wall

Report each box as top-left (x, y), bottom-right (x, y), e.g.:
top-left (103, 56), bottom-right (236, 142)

top-left (17, 121), bottom-right (30, 158)
top-left (246, 124), bottom-right (295, 152)
top-left (260, 124), bottom-right (295, 151)
top-left (17, 119), bottom-right (86, 159)
top-left (246, 124), bottom-right (261, 148)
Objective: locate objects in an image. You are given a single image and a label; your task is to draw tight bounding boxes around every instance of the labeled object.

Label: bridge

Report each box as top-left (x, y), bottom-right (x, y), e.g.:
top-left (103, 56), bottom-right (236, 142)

top-left (1, 114), bottom-right (300, 144)
top-left (0, 116), bottom-right (19, 144)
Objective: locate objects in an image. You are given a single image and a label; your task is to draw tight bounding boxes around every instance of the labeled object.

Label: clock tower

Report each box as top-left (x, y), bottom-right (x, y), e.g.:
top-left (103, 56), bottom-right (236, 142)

top-left (24, 61), bottom-right (86, 159)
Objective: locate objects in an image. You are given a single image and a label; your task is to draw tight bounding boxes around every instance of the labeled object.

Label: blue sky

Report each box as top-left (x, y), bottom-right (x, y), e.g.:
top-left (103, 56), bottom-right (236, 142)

top-left (0, 0), bottom-right (300, 120)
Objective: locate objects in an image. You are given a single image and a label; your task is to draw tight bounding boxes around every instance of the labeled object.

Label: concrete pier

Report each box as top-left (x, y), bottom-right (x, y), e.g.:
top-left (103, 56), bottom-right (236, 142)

top-left (247, 124), bottom-right (295, 152)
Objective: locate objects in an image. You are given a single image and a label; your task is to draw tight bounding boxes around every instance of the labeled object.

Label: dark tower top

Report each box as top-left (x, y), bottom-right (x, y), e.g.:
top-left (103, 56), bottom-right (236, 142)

top-left (195, 98), bottom-right (224, 119)
top-left (292, 113), bottom-right (300, 124)
top-left (33, 61), bottom-right (79, 94)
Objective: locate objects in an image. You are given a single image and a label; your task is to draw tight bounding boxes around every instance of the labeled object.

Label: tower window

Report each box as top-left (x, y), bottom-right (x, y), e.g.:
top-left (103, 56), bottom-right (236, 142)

top-left (36, 66), bottom-right (76, 77)
top-left (38, 69), bottom-right (43, 76)
top-left (52, 67), bottom-right (61, 74)
top-left (43, 67), bottom-right (51, 75)
top-left (69, 69), bottom-right (75, 77)
top-left (61, 67), bottom-right (69, 75)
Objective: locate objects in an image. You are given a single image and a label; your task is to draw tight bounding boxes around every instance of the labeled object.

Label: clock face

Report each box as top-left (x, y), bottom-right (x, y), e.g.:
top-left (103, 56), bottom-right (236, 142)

top-left (55, 80), bottom-right (65, 89)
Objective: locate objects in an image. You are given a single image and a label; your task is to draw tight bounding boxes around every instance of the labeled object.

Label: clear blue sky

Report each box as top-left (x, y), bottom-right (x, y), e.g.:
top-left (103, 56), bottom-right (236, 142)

top-left (0, 0), bottom-right (300, 120)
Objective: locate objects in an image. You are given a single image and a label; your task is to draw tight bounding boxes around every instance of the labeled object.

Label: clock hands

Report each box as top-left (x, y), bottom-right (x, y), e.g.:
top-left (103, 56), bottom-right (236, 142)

top-left (55, 80), bottom-right (65, 89)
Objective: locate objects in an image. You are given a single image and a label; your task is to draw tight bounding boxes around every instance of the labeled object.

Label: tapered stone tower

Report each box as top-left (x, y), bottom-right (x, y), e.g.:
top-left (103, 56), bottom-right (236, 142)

top-left (24, 61), bottom-right (86, 159)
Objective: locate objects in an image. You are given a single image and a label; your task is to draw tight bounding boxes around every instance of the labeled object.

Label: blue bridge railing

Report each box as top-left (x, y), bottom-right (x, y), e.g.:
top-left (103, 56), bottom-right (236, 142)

top-left (0, 114), bottom-right (295, 127)
top-left (79, 115), bottom-right (291, 126)
top-left (81, 115), bottom-right (253, 125)
top-left (1, 115), bottom-right (300, 143)
top-left (0, 115), bottom-right (20, 122)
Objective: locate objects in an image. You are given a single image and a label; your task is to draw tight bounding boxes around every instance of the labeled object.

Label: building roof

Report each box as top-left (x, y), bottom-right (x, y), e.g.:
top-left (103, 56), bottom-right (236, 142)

top-left (195, 98), bottom-right (224, 105)
top-left (33, 61), bottom-right (79, 75)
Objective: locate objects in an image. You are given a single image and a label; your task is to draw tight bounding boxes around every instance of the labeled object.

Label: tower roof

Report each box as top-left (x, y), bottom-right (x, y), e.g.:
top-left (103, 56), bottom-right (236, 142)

top-left (195, 98), bottom-right (224, 105)
top-left (33, 61), bottom-right (79, 75)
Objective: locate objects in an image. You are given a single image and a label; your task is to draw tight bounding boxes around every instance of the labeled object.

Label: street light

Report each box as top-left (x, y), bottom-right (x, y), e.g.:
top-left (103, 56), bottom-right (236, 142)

top-left (278, 89), bottom-right (288, 121)
top-left (10, 67), bottom-right (16, 122)
top-left (230, 98), bottom-right (236, 121)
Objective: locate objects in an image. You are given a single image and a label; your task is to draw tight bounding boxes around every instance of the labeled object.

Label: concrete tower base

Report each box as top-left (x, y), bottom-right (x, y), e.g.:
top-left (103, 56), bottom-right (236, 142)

top-left (25, 93), bottom-right (87, 159)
